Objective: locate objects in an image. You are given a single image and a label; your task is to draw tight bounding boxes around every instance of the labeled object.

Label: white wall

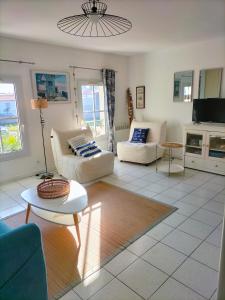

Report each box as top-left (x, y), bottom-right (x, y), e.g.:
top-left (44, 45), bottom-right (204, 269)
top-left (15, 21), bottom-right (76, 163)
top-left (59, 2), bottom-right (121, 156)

top-left (0, 37), bottom-right (129, 182)
top-left (128, 38), bottom-right (225, 144)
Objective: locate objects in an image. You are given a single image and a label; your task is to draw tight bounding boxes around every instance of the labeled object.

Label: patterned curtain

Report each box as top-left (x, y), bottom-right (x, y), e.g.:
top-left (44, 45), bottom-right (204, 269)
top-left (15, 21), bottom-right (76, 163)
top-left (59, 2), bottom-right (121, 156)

top-left (102, 69), bottom-right (116, 153)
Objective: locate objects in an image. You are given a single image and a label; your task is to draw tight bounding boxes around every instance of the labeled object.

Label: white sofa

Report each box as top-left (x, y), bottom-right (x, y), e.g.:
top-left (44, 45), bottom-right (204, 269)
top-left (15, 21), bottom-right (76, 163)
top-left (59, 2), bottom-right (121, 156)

top-left (51, 127), bottom-right (114, 183)
top-left (117, 120), bottom-right (166, 165)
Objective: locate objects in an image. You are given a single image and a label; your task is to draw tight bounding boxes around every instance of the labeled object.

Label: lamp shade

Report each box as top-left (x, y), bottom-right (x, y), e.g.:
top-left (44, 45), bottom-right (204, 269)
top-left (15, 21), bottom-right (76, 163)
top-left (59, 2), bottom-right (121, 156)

top-left (31, 99), bottom-right (48, 109)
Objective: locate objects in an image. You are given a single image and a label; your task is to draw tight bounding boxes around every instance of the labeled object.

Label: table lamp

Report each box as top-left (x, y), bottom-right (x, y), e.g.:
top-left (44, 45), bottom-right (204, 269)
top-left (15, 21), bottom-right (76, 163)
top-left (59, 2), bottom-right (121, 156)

top-left (31, 98), bottom-right (53, 179)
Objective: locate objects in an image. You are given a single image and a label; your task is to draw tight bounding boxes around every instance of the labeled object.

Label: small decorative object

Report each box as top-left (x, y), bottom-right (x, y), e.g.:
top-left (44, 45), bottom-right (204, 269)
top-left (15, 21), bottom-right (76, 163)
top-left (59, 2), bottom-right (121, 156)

top-left (127, 88), bottom-right (134, 125)
top-left (31, 70), bottom-right (70, 103)
top-left (31, 99), bottom-right (54, 179)
top-left (37, 179), bottom-right (70, 199)
top-left (136, 86), bottom-right (145, 109)
top-left (57, 0), bottom-right (132, 37)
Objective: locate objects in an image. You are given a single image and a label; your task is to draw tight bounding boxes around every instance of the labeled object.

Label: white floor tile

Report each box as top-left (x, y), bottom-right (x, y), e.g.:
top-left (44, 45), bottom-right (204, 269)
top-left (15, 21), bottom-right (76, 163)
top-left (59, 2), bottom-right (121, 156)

top-left (212, 193), bottom-right (225, 204)
top-left (131, 178), bottom-right (151, 188)
top-left (118, 258), bottom-right (168, 299)
top-left (142, 242), bottom-right (187, 275)
top-left (74, 269), bottom-right (113, 300)
top-left (0, 193), bottom-right (19, 211)
top-left (206, 228), bottom-right (222, 248)
top-left (150, 278), bottom-right (205, 300)
top-left (0, 205), bottom-right (25, 219)
top-left (174, 183), bottom-right (196, 193)
top-left (160, 188), bottom-right (188, 201)
top-left (210, 290), bottom-right (217, 300)
top-left (163, 212), bottom-right (187, 227)
top-left (146, 223), bottom-right (174, 241)
top-left (211, 176), bottom-right (225, 186)
top-left (191, 241), bottom-right (220, 271)
top-left (127, 235), bottom-right (157, 256)
top-left (147, 183), bottom-right (168, 193)
top-left (201, 182), bottom-right (225, 193)
top-left (162, 229), bottom-right (201, 255)
top-left (178, 218), bottom-right (214, 240)
top-left (59, 290), bottom-right (81, 300)
top-left (137, 188), bottom-right (157, 198)
top-left (203, 201), bottom-right (225, 216)
top-left (89, 278), bottom-right (142, 300)
top-left (104, 249), bottom-right (137, 276)
top-left (175, 202), bottom-right (199, 217)
top-left (191, 208), bottom-right (223, 227)
top-left (180, 194), bottom-right (209, 207)
top-left (190, 188), bottom-right (218, 201)
top-left (153, 193), bottom-right (177, 205)
top-left (0, 182), bottom-right (24, 191)
top-left (172, 258), bottom-right (218, 299)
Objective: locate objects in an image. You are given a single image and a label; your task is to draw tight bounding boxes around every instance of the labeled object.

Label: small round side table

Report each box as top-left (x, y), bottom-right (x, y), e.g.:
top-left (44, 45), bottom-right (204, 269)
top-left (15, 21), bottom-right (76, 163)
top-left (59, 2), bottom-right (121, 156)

top-left (156, 142), bottom-right (185, 176)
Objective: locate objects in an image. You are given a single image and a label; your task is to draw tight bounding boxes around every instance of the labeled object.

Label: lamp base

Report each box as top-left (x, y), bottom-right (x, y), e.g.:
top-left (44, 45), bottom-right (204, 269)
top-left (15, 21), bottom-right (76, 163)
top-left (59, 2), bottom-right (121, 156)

top-left (36, 171), bottom-right (54, 180)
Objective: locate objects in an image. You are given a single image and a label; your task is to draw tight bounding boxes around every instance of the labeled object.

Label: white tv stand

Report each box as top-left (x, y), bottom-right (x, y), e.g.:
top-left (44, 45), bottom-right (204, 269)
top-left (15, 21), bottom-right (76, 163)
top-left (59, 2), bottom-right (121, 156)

top-left (184, 123), bottom-right (225, 175)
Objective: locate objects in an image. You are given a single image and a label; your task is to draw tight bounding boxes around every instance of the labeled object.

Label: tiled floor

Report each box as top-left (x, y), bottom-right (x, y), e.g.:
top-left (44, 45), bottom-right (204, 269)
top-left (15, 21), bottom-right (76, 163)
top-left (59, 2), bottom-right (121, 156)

top-left (0, 158), bottom-right (224, 300)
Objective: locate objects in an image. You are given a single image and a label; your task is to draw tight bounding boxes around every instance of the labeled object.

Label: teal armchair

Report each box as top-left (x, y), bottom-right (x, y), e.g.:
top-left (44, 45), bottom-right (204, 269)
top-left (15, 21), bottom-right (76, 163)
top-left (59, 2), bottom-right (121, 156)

top-left (0, 221), bottom-right (48, 300)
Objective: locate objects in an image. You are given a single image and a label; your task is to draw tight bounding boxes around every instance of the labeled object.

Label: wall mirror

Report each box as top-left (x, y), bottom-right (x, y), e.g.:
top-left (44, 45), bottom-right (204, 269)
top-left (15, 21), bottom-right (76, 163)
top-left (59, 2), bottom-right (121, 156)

top-left (173, 70), bottom-right (193, 103)
top-left (198, 68), bottom-right (223, 99)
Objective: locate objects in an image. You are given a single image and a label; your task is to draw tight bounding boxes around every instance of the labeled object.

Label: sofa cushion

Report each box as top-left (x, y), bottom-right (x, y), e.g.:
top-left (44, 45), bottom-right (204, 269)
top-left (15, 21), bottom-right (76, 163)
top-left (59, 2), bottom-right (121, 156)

top-left (131, 128), bottom-right (149, 143)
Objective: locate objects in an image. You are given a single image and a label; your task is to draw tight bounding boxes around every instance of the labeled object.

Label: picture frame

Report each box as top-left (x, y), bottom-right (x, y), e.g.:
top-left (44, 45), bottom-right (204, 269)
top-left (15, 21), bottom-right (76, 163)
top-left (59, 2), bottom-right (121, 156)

top-left (31, 70), bottom-right (71, 103)
top-left (136, 86), bottom-right (145, 109)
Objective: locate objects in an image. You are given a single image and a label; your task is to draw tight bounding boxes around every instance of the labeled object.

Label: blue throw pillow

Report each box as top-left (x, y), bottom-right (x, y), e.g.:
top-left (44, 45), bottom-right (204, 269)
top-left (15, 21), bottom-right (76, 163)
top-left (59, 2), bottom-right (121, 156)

top-left (75, 141), bottom-right (102, 157)
top-left (131, 128), bottom-right (149, 143)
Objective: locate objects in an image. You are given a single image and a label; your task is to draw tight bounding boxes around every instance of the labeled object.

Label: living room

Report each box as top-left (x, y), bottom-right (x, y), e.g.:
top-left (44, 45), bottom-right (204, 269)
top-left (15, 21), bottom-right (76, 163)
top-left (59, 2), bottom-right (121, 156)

top-left (0, 1), bottom-right (225, 300)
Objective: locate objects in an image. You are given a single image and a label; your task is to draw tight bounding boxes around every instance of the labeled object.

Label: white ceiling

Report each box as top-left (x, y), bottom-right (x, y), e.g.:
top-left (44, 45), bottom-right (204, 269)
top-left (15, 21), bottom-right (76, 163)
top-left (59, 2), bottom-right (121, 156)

top-left (0, 0), bottom-right (225, 55)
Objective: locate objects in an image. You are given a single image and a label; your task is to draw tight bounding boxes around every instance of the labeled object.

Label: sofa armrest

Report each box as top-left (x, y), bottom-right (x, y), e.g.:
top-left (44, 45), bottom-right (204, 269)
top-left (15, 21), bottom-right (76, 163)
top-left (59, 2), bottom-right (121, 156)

top-left (0, 223), bottom-right (48, 300)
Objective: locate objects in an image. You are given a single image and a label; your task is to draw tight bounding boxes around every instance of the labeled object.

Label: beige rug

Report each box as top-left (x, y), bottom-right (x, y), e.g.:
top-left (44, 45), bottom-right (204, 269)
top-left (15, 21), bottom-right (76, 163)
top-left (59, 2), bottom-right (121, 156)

top-left (5, 181), bottom-right (176, 299)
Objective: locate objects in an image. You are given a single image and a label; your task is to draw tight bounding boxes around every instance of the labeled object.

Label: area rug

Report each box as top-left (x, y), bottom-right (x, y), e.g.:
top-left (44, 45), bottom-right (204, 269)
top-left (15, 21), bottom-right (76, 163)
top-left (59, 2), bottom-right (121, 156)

top-left (5, 181), bottom-right (176, 299)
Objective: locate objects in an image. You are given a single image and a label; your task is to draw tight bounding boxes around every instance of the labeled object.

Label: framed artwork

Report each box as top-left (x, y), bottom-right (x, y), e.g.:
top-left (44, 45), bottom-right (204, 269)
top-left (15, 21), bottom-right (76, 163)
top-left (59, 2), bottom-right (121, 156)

top-left (136, 86), bottom-right (145, 109)
top-left (31, 70), bottom-right (70, 103)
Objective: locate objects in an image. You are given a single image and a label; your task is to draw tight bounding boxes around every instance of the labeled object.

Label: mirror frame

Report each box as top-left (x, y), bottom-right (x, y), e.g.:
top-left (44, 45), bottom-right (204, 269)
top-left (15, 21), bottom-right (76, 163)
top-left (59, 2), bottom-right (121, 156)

top-left (173, 70), bottom-right (194, 103)
top-left (198, 67), bottom-right (223, 99)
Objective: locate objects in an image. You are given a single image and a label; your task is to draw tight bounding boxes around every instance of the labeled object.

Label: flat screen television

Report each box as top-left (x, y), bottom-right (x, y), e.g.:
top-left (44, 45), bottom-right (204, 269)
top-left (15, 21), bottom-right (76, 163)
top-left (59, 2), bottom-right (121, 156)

top-left (192, 98), bottom-right (225, 123)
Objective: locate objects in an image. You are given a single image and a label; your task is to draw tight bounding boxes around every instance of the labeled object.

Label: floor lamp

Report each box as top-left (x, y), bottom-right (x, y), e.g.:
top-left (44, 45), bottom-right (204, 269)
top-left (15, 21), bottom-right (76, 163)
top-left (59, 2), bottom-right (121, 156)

top-left (31, 99), bottom-right (53, 179)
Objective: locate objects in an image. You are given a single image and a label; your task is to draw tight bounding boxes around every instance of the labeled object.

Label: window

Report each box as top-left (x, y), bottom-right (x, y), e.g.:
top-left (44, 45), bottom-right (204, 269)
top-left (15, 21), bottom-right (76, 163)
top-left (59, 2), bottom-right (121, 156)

top-left (80, 84), bottom-right (107, 136)
top-left (0, 82), bottom-right (23, 155)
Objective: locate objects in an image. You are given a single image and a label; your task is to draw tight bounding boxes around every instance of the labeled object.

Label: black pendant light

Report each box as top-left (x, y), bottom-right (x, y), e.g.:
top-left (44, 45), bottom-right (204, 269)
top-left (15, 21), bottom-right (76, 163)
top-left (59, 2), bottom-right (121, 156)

top-left (57, 0), bottom-right (132, 37)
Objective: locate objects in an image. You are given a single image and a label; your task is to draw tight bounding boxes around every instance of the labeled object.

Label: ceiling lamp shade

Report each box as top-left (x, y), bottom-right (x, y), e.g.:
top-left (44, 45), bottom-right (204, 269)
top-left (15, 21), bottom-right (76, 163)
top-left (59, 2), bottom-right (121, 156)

top-left (57, 0), bottom-right (132, 37)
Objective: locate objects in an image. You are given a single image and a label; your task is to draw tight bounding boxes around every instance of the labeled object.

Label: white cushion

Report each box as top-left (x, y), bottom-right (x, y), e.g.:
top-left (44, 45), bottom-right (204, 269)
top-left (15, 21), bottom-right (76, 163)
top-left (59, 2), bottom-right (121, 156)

top-left (68, 135), bottom-right (88, 152)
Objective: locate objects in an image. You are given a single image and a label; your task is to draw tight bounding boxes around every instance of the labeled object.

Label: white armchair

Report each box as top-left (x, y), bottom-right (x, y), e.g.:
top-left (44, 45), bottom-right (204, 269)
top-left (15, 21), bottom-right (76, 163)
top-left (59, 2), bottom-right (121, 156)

top-left (51, 127), bottom-right (114, 183)
top-left (117, 120), bottom-right (166, 165)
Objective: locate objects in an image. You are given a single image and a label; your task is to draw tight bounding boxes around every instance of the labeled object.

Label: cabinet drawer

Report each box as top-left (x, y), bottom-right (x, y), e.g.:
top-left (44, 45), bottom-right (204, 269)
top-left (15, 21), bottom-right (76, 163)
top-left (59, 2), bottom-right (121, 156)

top-left (206, 160), bottom-right (225, 173)
top-left (185, 156), bottom-right (204, 169)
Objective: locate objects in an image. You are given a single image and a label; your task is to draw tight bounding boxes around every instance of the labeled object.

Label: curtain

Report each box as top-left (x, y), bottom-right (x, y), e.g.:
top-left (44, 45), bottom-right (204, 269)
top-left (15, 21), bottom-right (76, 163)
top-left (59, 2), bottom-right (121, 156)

top-left (102, 69), bottom-right (116, 153)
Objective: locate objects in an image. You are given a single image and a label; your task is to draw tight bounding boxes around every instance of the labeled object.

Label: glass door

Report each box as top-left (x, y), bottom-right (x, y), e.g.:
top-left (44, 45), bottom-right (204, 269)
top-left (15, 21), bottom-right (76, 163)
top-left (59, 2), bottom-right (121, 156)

top-left (185, 131), bottom-right (205, 157)
top-left (206, 132), bottom-right (225, 161)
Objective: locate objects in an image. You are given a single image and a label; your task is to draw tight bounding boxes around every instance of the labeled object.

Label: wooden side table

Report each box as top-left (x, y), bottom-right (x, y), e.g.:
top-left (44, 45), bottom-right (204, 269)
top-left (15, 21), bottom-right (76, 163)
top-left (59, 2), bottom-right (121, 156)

top-left (156, 142), bottom-right (185, 176)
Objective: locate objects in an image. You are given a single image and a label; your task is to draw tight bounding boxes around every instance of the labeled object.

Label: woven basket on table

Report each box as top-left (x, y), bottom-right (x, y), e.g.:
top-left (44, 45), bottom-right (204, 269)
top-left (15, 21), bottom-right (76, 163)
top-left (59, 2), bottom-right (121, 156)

top-left (37, 179), bottom-right (70, 199)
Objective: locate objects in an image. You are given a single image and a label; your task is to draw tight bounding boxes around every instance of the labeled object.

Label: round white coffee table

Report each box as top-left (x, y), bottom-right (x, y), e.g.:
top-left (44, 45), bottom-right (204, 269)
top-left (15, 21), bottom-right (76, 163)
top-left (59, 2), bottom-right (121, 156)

top-left (21, 180), bottom-right (88, 244)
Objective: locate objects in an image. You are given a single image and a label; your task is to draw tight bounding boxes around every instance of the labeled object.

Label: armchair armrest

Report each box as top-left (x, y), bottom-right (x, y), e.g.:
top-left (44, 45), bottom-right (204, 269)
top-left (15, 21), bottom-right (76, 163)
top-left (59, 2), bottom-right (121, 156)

top-left (0, 223), bottom-right (48, 300)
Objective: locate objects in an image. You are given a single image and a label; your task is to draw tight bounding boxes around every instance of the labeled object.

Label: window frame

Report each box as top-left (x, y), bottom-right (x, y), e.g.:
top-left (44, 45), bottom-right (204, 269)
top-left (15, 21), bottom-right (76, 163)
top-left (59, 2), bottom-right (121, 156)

top-left (78, 80), bottom-right (108, 138)
top-left (0, 75), bottom-right (28, 161)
